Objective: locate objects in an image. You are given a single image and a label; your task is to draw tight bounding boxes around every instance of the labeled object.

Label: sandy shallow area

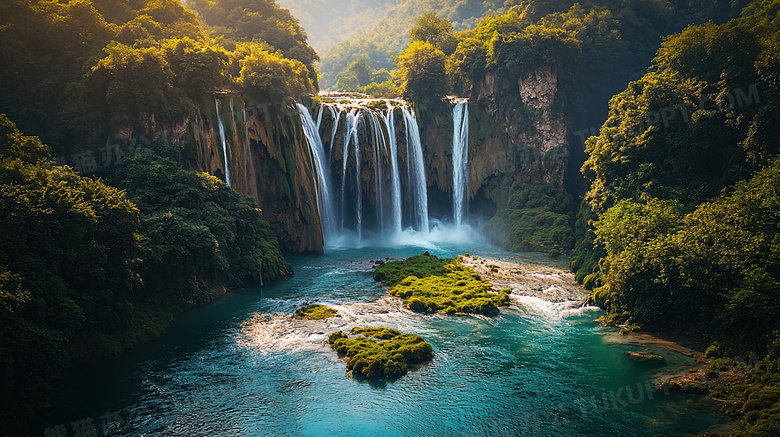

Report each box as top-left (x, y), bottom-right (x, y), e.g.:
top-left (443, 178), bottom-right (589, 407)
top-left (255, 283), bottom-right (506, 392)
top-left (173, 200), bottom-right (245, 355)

top-left (459, 255), bottom-right (587, 303)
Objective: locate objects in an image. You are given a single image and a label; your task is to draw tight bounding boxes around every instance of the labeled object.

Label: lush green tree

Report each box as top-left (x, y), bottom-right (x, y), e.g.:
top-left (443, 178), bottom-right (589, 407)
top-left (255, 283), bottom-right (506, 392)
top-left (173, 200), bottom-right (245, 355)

top-left (0, 114), bottom-right (141, 434)
top-left (348, 57), bottom-right (373, 87)
top-left (371, 68), bottom-right (393, 83)
top-left (88, 42), bottom-right (193, 123)
top-left (580, 1), bottom-right (780, 362)
top-left (397, 40), bottom-right (449, 101)
top-left (448, 35), bottom-right (487, 94)
top-left (117, 144), bottom-right (293, 292)
top-left (334, 57), bottom-right (373, 91)
top-left (234, 46), bottom-right (314, 102)
top-left (187, 0), bottom-right (319, 86)
top-left (164, 37), bottom-right (229, 96)
top-left (409, 12), bottom-right (458, 54)
top-left (335, 69), bottom-right (360, 91)
top-left (592, 159), bottom-right (780, 354)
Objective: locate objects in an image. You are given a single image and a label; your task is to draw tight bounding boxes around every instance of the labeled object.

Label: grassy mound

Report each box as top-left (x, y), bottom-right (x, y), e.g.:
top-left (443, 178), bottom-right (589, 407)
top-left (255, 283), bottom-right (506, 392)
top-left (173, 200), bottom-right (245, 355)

top-left (375, 253), bottom-right (510, 316)
top-left (293, 304), bottom-right (340, 320)
top-left (373, 251), bottom-right (451, 286)
top-left (328, 327), bottom-right (433, 380)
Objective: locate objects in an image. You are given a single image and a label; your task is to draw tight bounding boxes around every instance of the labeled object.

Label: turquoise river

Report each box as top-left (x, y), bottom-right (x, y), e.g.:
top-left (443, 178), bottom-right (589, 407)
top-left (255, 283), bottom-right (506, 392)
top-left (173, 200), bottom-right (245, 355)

top-left (38, 242), bottom-right (732, 436)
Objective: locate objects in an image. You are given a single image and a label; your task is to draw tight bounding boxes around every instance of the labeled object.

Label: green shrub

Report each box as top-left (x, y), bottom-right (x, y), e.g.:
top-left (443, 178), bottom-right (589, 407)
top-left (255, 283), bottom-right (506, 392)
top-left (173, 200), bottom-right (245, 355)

top-left (293, 304), bottom-right (339, 320)
top-left (378, 254), bottom-right (509, 316)
top-left (327, 327), bottom-right (434, 380)
top-left (373, 251), bottom-right (451, 286)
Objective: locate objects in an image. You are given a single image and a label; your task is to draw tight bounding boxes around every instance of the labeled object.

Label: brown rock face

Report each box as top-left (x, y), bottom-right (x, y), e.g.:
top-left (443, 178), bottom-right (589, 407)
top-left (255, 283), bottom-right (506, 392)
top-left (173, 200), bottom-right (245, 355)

top-left (186, 95), bottom-right (324, 254)
top-left (418, 67), bottom-right (570, 213)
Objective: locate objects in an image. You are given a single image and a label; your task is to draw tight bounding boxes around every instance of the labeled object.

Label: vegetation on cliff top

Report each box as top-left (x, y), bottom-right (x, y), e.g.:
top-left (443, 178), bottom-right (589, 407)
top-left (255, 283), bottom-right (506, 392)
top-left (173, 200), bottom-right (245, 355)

top-left (328, 327), bottom-right (433, 379)
top-left (293, 304), bottom-right (340, 320)
top-left (0, 0), bottom-right (317, 156)
top-left (374, 253), bottom-right (510, 316)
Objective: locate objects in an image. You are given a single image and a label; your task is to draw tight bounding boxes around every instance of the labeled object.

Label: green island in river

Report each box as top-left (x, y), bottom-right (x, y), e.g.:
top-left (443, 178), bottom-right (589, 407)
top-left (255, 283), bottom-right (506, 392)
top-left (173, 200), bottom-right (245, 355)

top-left (293, 304), bottom-right (340, 320)
top-left (373, 252), bottom-right (510, 316)
top-left (328, 327), bottom-right (434, 380)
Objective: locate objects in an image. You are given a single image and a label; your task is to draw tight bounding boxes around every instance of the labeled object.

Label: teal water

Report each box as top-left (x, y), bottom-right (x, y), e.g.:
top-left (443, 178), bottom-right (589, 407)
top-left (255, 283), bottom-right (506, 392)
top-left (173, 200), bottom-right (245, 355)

top-left (38, 244), bottom-right (729, 436)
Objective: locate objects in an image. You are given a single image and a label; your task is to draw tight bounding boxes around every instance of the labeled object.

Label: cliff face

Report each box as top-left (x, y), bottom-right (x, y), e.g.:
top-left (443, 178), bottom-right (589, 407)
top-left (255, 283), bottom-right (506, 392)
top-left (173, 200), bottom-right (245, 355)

top-left (112, 95), bottom-right (324, 254)
top-left (189, 95), bottom-right (324, 254)
top-left (420, 67), bottom-right (570, 214)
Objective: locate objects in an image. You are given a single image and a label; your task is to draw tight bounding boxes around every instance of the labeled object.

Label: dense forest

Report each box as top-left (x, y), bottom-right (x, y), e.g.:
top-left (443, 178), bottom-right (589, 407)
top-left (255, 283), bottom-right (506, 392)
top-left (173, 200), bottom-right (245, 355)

top-left (315, 0), bottom-right (748, 90)
top-left (0, 0), bottom-right (306, 434)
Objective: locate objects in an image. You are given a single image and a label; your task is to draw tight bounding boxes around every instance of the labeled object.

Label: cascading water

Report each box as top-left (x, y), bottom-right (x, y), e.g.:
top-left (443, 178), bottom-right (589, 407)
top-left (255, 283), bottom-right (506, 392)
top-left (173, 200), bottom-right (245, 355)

top-left (340, 109), bottom-right (363, 240)
top-left (401, 106), bottom-right (429, 233)
top-left (296, 103), bottom-right (337, 242)
top-left (384, 107), bottom-right (402, 235)
top-left (300, 97), bottom-right (439, 247)
top-left (215, 97), bottom-right (231, 186)
top-left (452, 102), bottom-right (469, 227)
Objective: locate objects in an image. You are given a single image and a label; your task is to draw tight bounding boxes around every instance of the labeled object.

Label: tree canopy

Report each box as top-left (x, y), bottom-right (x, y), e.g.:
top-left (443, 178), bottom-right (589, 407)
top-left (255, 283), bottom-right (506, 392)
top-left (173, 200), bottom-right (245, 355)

top-left (397, 40), bottom-right (449, 101)
top-left (0, 0), bottom-right (317, 155)
top-left (575, 0), bottom-right (780, 359)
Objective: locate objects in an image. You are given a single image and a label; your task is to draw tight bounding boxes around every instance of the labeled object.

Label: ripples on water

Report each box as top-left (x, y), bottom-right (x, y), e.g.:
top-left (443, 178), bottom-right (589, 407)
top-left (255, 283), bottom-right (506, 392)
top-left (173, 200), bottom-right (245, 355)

top-left (39, 244), bottom-right (731, 436)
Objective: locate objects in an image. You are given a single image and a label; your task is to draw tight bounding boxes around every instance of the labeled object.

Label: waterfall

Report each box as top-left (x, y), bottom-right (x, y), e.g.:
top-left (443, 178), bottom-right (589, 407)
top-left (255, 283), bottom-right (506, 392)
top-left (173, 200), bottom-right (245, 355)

top-left (401, 106), bottom-right (429, 233)
top-left (215, 97), bottom-right (231, 186)
top-left (452, 102), bottom-right (469, 226)
top-left (367, 111), bottom-right (385, 235)
top-left (340, 109), bottom-right (362, 240)
top-left (296, 103), bottom-right (337, 241)
top-left (329, 106), bottom-right (341, 162)
top-left (315, 105), bottom-right (324, 131)
top-left (384, 107), bottom-right (402, 235)
top-left (299, 98), bottom-right (436, 246)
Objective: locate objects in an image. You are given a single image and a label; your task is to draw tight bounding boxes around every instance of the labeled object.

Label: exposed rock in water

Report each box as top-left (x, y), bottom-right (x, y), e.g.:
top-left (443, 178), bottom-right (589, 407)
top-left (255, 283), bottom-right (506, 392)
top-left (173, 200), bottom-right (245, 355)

top-left (459, 255), bottom-right (586, 303)
top-left (625, 351), bottom-right (667, 366)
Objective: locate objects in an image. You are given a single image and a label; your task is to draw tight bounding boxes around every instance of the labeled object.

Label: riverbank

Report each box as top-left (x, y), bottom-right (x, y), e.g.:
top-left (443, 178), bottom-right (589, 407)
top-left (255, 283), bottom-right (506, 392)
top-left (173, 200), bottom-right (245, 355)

top-left (458, 253), bottom-right (748, 434)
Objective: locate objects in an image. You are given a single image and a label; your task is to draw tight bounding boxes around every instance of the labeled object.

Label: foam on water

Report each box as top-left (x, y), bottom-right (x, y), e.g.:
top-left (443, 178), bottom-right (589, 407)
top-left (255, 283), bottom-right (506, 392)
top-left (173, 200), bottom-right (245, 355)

top-left (238, 296), bottom-right (430, 354)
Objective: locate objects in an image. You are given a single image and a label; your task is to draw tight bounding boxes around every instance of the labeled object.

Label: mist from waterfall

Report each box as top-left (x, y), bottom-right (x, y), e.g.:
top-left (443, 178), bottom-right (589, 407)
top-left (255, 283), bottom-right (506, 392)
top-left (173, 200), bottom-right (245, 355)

top-left (452, 102), bottom-right (469, 227)
top-left (215, 98), bottom-right (231, 186)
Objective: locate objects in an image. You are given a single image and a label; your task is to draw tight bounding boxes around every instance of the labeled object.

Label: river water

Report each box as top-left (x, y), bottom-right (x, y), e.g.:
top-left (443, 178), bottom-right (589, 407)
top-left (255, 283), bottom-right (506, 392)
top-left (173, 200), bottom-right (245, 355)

top-left (38, 242), bottom-right (730, 436)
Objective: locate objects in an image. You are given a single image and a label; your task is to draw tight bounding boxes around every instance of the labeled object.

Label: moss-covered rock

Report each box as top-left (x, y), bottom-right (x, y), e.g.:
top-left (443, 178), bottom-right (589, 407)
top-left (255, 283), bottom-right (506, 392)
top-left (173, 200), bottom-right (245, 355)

top-left (373, 251), bottom-right (450, 286)
top-left (328, 327), bottom-right (434, 380)
top-left (293, 304), bottom-right (340, 320)
top-left (375, 253), bottom-right (510, 316)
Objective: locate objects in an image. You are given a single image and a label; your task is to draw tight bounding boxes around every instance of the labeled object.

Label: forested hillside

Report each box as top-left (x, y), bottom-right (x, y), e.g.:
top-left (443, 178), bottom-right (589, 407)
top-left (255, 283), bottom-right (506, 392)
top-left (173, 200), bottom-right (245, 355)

top-left (276, 0), bottom-right (398, 52)
top-left (0, 0), bottom-right (309, 434)
top-left (568, 2), bottom-right (780, 432)
top-left (574, 0), bottom-right (780, 352)
top-left (318, 0), bottom-right (747, 89)
top-left (317, 0), bottom-right (510, 88)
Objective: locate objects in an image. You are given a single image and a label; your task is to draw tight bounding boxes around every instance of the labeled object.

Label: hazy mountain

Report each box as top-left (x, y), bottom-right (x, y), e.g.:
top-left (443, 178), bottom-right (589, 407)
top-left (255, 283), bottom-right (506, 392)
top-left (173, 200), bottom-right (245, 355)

top-left (276, 0), bottom-right (401, 52)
